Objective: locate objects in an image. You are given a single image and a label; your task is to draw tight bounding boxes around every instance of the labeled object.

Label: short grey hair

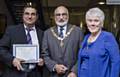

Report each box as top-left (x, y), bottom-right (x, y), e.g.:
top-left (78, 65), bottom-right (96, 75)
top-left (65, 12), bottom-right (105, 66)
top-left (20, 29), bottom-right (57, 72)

top-left (86, 7), bottom-right (105, 23)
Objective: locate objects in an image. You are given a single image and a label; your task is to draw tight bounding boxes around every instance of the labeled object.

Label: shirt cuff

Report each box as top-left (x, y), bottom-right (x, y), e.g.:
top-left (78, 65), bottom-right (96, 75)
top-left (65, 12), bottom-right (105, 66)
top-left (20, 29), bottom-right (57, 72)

top-left (52, 65), bottom-right (56, 71)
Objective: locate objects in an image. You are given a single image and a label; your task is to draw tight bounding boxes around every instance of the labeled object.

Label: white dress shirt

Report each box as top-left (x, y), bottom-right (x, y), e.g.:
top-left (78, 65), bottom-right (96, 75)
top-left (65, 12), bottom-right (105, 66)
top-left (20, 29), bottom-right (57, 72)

top-left (24, 24), bottom-right (39, 45)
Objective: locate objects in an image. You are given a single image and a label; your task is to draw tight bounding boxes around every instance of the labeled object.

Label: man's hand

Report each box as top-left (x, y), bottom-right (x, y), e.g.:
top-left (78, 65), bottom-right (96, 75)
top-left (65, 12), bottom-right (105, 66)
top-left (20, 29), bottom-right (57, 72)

top-left (67, 72), bottom-right (76, 77)
top-left (38, 58), bottom-right (44, 66)
top-left (12, 58), bottom-right (24, 71)
top-left (55, 64), bottom-right (68, 74)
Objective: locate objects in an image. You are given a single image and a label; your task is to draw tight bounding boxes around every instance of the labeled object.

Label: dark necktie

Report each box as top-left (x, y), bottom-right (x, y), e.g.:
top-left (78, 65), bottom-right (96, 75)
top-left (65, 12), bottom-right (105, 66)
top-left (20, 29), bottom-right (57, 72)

top-left (59, 26), bottom-right (64, 38)
top-left (26, 28), bottom-right (32, 44)
top-left (21, 28), bottom-right (34, 72)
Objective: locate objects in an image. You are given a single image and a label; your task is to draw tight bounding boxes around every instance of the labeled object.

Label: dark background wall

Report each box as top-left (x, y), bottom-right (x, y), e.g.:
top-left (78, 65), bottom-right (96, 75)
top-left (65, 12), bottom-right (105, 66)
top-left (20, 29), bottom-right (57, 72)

top-left (0, 0), bottom-right (14, 25)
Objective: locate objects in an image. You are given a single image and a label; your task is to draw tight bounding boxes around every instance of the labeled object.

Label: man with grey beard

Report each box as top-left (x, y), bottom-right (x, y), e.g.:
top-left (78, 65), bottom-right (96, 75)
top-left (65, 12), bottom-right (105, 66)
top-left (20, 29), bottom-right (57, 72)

top-left (42, 6), bottom-right (83, 77)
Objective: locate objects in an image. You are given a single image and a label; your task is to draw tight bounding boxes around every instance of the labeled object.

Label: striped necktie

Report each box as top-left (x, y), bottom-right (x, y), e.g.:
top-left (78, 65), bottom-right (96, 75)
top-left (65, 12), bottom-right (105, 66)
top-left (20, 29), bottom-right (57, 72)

top-left (26, 28), bottom-right (33, 44)
top-left (59, 26), bottom-right (64, 38)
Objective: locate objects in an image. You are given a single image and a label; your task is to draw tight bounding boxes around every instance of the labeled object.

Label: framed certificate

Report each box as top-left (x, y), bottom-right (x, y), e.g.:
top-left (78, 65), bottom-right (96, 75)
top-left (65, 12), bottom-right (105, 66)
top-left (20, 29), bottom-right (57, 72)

top-left (13, 44), bottom-right (39, 63)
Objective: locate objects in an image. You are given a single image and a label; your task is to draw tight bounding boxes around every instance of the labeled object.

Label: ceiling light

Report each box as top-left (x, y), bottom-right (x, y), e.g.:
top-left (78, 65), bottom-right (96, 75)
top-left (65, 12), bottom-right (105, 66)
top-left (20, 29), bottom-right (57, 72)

top-left (98, 2), bottom-right (105, 5)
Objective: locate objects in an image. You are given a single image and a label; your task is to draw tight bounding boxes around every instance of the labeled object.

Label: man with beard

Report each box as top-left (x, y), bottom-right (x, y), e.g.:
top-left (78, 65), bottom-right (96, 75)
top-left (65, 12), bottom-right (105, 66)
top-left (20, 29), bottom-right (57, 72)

top-left (42, 6), bottom-right (83, 77)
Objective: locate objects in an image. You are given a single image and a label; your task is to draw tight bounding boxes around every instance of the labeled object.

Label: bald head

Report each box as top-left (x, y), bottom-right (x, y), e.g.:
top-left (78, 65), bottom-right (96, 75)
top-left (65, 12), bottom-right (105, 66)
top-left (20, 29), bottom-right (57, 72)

top-left (54, 6), bottom-right (69, 16)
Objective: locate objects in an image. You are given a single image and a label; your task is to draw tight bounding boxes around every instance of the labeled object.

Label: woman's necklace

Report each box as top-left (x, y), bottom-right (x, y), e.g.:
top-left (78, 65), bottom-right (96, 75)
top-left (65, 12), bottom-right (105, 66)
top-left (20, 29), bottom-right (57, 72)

top-left (87, 30), bottom-right (101, 49)
top-left (88, 30), bottom-right (101, 43)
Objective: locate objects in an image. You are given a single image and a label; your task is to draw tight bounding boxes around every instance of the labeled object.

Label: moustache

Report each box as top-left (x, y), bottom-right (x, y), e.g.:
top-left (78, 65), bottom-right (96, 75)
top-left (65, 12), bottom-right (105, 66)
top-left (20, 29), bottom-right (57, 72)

top-left (59, 19), bottom-right (64, 22)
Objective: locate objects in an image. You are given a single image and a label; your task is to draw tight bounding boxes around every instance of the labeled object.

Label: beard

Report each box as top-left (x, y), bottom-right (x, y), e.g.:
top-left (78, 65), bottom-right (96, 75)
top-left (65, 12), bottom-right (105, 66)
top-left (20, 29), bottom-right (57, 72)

top-left (56, 19), bottom-right (68, 26)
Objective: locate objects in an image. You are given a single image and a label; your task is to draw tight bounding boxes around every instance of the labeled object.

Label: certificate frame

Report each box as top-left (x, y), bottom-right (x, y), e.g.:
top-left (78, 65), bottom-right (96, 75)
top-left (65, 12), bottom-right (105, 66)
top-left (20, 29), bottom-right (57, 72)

top-left (13, 44), bottom-right (39, 63)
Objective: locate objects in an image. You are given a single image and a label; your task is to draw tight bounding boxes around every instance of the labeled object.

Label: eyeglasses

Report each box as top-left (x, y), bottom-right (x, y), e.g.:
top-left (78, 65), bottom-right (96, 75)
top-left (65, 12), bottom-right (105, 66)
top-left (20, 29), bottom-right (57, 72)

top-left (55, 13), bottom-right (67, 16)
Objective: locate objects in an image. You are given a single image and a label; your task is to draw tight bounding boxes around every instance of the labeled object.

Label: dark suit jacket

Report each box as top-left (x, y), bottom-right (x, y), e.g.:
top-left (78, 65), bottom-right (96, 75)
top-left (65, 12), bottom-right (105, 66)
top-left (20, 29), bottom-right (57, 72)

top-left (42, 24), bottom-right (83, 77)
top-left (0, 24), bottom-right (43, 77)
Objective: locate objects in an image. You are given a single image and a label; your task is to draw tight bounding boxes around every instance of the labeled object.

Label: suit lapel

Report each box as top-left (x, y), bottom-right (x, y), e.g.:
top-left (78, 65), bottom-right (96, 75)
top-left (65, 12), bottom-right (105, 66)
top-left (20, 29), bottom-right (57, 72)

top-left (66, 24), bottom-right (72, 33)
top-left (54, 26), bottom-right (59, 36)
top-left (35, 26), bottom-right (42, 44)
top-left (17, 24), bottom-right (27, 43)
top-left (52, 26), bottom-right (62, 47)
top-left (63, 24), bottom-right (72, 47)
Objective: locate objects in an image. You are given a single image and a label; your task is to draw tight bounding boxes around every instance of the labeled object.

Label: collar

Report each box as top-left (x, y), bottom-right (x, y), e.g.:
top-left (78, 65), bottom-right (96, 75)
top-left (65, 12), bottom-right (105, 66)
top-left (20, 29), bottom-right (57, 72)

top-left (58, 25), bottom-right (67, 29)
top-left (24, 24), bottom-right (35, 30)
